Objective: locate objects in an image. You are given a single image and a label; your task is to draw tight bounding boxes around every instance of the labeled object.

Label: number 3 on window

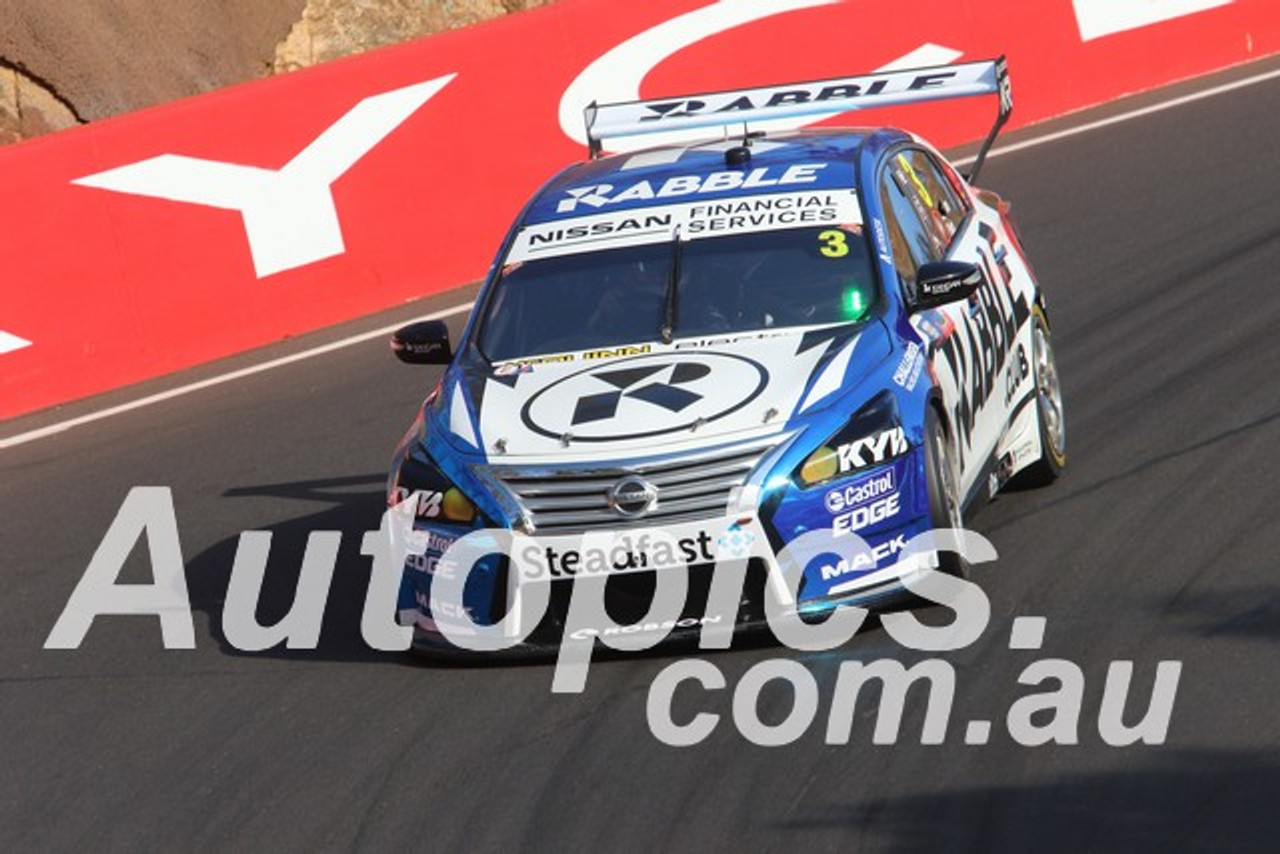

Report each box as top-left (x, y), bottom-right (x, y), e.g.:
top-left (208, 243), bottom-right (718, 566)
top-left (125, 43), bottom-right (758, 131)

top-left (818, 229), bottom-right (849, 258)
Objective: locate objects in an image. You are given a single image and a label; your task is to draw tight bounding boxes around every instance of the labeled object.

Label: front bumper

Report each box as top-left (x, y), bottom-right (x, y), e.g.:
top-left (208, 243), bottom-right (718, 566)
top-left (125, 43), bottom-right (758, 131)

top-left (395, 445), bottom-right (935, 657)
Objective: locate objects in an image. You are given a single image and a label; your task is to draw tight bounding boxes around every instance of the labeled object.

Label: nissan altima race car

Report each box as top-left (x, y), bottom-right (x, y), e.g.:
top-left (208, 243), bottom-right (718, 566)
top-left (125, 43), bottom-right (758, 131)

top-left (386, 58), bottom-right (1066, 654)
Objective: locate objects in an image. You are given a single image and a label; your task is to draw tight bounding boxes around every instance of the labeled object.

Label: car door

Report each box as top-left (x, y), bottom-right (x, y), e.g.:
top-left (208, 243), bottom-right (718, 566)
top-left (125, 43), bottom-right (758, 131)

top-left (877, 145), bottom-right (1033, 501)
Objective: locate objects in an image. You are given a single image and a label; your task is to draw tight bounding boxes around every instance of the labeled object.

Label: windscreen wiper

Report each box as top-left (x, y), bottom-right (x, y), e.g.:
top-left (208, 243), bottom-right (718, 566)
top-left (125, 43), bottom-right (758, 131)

top-left (661, 225), bottom-right (683, 344)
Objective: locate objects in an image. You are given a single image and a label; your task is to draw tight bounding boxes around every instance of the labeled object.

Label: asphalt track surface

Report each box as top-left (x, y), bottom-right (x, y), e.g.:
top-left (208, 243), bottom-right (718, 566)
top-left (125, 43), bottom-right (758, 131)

top-left (4, 57), bottom-right (1280, 852)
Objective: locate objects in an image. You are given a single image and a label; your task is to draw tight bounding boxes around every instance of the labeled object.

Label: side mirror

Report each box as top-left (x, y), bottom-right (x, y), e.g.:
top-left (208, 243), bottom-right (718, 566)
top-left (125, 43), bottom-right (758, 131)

top-left (911, 261), bottom-right (983, 311)
top-left (391, 320), bottom-right (452, 365)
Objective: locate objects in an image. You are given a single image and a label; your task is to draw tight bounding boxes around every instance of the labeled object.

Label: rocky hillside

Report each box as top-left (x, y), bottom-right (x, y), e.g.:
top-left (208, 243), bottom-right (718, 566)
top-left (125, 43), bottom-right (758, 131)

top-left (0, 0), bottom-right (551, 146)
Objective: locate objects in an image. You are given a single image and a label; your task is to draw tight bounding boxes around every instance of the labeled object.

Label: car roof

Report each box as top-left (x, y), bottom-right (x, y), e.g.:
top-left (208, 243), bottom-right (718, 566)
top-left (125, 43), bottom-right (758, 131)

top-left (523, 127), bottom-right (909, 226)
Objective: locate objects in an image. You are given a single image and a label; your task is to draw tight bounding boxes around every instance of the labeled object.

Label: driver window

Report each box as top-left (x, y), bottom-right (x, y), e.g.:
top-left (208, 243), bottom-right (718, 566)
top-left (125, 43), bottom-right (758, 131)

top-left (900, 149), bottom-right (967, 247)
top-left (879, 158), bottom-right (937, 288)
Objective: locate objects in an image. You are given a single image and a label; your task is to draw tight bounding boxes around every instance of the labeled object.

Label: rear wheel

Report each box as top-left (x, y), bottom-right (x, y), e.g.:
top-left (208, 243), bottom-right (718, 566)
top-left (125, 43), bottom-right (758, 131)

top-left (923, 406), bottom-right (966, 577)
top-left (1017, 305), bottom-right (1067, 486)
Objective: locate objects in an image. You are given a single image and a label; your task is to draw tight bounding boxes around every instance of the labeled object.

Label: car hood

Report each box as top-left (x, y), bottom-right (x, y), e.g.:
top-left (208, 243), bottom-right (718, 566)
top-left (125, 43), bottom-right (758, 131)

top-left (439, 321), bottom-right (893, 463)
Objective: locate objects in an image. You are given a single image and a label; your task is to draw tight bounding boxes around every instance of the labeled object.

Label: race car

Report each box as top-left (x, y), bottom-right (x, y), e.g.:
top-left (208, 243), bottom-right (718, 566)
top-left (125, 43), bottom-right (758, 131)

top-left (386, 58), bottom-right (1066, 653)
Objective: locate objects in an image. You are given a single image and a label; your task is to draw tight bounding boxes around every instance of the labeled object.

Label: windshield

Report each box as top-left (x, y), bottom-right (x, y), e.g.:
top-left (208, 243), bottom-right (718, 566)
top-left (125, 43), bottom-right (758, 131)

top-left (477, 225), bottom-right (878, 362)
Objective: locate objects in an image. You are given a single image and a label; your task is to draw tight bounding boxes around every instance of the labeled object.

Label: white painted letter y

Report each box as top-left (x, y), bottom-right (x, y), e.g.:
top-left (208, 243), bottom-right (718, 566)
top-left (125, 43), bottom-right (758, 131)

top-left (73, 75), bottom-right (456, 277)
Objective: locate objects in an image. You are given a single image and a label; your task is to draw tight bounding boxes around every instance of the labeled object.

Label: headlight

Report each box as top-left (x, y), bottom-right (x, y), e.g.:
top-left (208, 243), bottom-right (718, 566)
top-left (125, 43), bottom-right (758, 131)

top-left (795, 392), bottom-right (910, 488)
top-left (391, 448), bottom-right (478, 524)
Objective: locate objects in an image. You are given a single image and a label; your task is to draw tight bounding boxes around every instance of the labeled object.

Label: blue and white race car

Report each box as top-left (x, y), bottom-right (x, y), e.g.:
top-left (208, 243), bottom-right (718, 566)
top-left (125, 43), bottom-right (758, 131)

top-left (387, 58), bottom-right (1065, 653)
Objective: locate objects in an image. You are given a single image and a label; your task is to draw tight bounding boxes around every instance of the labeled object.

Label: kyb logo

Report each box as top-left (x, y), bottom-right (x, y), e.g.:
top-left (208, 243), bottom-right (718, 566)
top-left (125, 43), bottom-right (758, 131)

top-left (71, 75), bottom-right (456, 277)
top-left (837, 427), bottom-right (909, 473)
top-left (521, 353), bottom-right (768, 442)
top-left (556, 163), bottom-right (826, 213)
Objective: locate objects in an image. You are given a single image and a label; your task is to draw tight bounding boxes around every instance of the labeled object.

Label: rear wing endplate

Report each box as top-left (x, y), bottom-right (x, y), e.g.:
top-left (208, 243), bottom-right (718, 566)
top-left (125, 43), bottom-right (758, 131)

top-left (584, 57), bottom-right (1012, 183)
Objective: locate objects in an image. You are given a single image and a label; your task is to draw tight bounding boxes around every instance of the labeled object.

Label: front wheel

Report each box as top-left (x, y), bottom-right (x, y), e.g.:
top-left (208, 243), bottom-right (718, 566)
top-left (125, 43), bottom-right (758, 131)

top-left (1017, 304), bottom-right (1067, 486)
top-left (923, 406), bottom-right (966, 578)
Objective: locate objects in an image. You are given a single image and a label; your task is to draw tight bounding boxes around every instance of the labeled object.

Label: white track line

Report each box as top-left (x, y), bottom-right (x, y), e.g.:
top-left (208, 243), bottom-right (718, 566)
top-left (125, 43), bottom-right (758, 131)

top-left (0, 303), bottom-right (473, 449)
top-left (6, 61), bottom-right (1280, 451)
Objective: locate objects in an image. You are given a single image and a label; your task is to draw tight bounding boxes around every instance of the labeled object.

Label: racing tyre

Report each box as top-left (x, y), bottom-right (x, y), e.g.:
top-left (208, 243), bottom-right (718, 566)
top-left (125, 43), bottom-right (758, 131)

top-left (1016, 305), bottom-right (1067, 486)
top-left (923, 406), bottom-right (966, 578)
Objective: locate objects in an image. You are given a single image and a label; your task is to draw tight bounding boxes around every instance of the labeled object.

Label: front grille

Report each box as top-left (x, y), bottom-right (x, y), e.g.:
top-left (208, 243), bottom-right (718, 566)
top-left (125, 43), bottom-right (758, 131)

top-left (486, 439), bottom-right (777, 533)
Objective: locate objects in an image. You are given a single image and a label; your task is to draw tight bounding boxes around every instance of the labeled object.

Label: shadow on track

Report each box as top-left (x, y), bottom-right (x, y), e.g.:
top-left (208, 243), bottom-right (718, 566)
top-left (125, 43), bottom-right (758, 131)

top-left (1166, 584), bottom-right (1280, 644)
top-left (185, 473), bottom-right (414, 666)
top-left (182, 473), bottom-right (915, 668)
top-left (772, 748), bottom-right (1280, 852)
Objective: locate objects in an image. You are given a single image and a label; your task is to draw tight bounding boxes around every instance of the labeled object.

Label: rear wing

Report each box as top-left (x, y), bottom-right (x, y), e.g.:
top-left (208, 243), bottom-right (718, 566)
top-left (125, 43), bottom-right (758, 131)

top-left (584, 57), bottom-right (1012, 183)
